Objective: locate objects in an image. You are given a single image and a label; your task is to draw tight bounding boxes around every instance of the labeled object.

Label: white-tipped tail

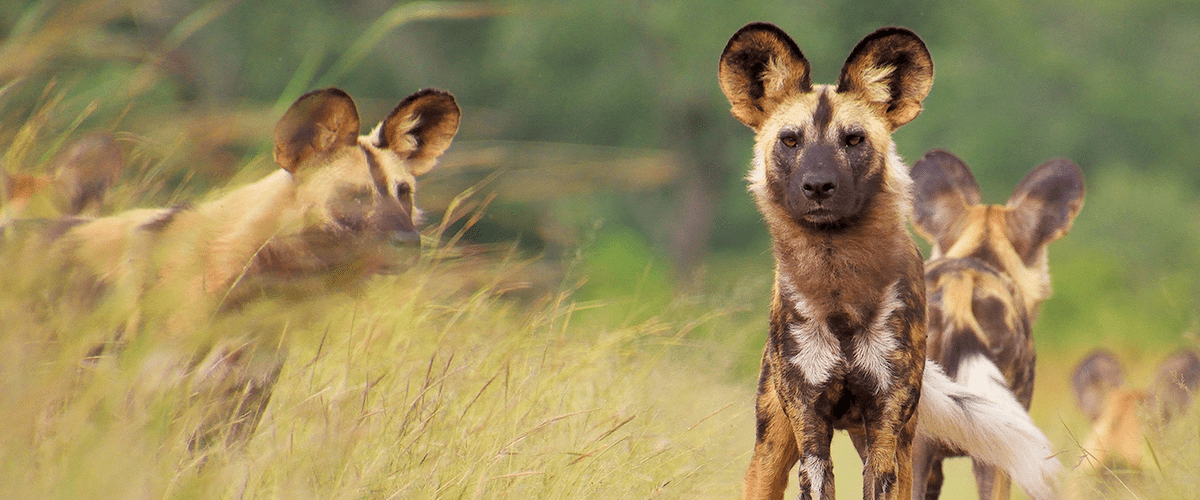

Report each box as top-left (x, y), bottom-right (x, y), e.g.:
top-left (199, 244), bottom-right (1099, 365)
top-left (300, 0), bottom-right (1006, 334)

top-left (917, 356), bottom-right (1063, 500)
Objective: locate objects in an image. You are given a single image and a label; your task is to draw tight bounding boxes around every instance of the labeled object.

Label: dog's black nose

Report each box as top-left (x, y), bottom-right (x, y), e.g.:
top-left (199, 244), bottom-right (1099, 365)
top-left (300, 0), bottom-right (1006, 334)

top-left (802, 174), bottom-right (837, 201)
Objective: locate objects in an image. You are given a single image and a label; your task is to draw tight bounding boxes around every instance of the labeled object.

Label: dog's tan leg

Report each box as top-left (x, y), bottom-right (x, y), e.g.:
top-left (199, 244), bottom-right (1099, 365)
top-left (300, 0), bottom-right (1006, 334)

top-left (895, 417), bottom-right (917, 500)
top-left (787, 406), bottom-right (836, 500)
top-left (744, 366), bottom-right (798, 500)
top-left (862, 408), bottom-right (916, 500)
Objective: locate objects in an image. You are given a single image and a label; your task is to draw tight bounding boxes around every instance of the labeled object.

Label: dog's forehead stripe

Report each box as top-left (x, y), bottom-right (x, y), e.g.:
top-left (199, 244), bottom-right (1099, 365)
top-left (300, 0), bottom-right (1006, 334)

top-left (360, 144), bottom-right (389, 196)
top-left (812, 89), bottom-right (834, 135)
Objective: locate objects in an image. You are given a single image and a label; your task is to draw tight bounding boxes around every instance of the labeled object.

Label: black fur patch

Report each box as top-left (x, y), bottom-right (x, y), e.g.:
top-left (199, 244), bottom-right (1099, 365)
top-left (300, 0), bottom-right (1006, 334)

top-left (362, 145), bottom-right (389, 196)
top-left (813, 90), bottom-right (833, 133)
top-left (942, 329), bottom-right (990, 379)
top-left (733, 50), bottom-right (771, 102)
top-left (972, 296), bottom-right (1012, 345)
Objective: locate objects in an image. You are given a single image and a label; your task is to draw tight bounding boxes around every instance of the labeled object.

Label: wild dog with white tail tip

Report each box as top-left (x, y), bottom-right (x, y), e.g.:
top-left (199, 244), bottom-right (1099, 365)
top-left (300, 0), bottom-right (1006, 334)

top-left (28, 87), bottom-right (459, 448)
top-left (910, 150), bottom-right (1084, 500)
top-left (718, 23), bottom-right (1064, 500)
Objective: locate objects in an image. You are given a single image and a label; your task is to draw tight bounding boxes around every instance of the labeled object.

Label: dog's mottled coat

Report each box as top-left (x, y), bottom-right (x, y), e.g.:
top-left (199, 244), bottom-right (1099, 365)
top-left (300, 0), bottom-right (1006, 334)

top-left (909, 149), bottom-right (1085, 500)
top-left (719, 23), bottom-right (1064, 500)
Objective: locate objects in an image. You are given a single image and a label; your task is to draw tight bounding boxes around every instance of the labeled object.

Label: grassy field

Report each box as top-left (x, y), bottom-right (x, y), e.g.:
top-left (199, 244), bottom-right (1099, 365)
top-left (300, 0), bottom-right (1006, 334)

top-left (0, 234), bottom-right (762, 499)
top-left (3, 222), bottom-right (1197, 500)
top-left (3, 2), bottom-right (1199, 498)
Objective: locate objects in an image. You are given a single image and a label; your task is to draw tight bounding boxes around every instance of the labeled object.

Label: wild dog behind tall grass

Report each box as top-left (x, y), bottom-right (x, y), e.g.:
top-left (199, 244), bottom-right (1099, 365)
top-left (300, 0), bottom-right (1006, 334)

top-left (9, 87), bottom-right (460, 449)
top-left (1, 132), bottom-right (123, 223)
top-left (1072, 347), bottom-right (1200, 477)
top-left (718, 23), bottom-right (1062, 500)
top-left (909, 150), bottom-right (1085, 500)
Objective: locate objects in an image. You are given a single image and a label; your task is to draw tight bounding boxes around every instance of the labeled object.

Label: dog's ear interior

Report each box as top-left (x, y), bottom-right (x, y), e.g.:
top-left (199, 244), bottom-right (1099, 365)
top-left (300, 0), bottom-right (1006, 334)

top-left (377, 88), bottom-right (460, 176)
top-left (274, 88), bottom-right (361, 173)
top-left (718, 22), bottom-right (811, 130)
top-left (1004, 158), bottom-right (1085, 266)
top-left (1072, 348), bottom-right (1126, 422)
top-left (1147, 349), bottom-right (1200, 423)
top-left (836, 27), bottom-right (933, 130)
top-left (911, 149), bottom-right (981, 253)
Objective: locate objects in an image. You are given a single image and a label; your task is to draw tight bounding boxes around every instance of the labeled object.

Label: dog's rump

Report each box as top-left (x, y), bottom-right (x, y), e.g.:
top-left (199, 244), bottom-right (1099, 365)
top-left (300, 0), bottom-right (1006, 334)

top-left (916, 357), bottom-right (1062, 500)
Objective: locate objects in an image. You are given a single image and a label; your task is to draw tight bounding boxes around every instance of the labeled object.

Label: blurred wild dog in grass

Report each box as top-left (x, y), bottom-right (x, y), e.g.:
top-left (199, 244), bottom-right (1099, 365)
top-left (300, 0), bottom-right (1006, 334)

top-left (910, 150), bottom-right (1085, 500)
top-left (719, 23), bottom-right (1062, 500)
top-left (11, 87), bottom-right (459, 449)
top-left (1, 131), bottom-right (123, 223)
top-left (1071, 347), bottom-right (1200, 477)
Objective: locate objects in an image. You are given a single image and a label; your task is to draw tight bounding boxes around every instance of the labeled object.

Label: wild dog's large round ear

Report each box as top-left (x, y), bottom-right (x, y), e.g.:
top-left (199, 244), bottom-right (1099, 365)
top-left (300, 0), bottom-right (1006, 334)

top-left (1147, 349), bottom-right (1200, 424)
top-left (274, 88), bottom-right (361, 173)
top-left (911, 149), bottom-right (981, 253)
top-left (1072, 348), bottom-right (1126, 422)
top-left (1004, 158), bottom-right (1085, 265)
top-left (836, 27), bottom-right (933, 130)
top-left (378, 88), bottom-right (460, 176)
top-left (718, 22), bottom-right (811, 130)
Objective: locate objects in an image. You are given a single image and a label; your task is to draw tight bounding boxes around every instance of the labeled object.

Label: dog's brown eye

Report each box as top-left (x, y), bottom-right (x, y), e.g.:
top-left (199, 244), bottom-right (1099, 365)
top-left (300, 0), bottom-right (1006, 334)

top-left (780, 134), bottom-right (799, 148)
top-left (845, 134), bottom-right (864, 147)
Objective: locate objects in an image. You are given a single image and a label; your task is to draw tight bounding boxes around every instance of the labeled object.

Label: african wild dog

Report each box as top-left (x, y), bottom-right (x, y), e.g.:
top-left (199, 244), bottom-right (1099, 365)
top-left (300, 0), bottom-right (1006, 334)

top-left (1072, 347), bottom-right (1200, 473)
top-left (718, 23), bottom-right (1062, 500)
top-left (35, 87), bottom-right (459, 447)
top-left (1, 132), bottom-right (123, 223)
top-left (909, 150), bottom-right (1085, 500)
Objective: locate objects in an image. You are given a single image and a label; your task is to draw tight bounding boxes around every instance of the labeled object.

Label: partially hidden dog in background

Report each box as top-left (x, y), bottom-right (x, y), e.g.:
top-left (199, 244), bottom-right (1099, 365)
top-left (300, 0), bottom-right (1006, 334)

top-left (14, 87), bottom-right (459, 449)
top-left (718, 22), bottom-right (1063, 500)
top-left (1072, 347), bottom-right (1200, 474)
top-left (909, 149), bottom-right (1085, 499)
top-left (1, 131), bottom-right (124, 223)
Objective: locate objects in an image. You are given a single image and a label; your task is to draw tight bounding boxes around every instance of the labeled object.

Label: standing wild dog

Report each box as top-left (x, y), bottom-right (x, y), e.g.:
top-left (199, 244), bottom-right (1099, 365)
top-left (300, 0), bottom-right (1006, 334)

top-left (719, 23), bottom-right (1062, 500)
top-left (1071, 348), bottom-right (1200, 473)
top-left (38, 87), bottom-right (459, 448)
top-left (909, 150), bottom-right (1085, 500)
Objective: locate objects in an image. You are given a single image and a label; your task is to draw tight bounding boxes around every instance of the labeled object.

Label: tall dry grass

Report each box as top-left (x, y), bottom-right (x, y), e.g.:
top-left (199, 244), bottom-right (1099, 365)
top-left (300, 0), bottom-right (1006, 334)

top-left (0, 231), bottom-right (762, 499)
top-left (2, 2), bottom-right (1198, 500)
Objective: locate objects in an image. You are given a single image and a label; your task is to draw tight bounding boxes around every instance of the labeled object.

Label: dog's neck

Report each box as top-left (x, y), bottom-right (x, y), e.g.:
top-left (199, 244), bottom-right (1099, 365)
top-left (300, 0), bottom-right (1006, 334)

top-left (157, 170), bottom-right (303, 297)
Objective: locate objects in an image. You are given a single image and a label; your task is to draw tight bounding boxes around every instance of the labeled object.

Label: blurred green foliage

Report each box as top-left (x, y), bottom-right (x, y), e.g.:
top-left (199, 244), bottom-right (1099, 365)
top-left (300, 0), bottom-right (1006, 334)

top-left (3, 0), bottom-right (1198, 350)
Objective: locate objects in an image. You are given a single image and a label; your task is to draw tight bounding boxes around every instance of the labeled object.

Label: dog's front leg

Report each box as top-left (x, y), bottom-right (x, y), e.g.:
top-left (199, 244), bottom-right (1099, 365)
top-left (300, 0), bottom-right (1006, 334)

top-left (744, 359), bottom-right (798, 500)
top-left (861, 389), bottom-right (919, 500)
top-left (785, 399), bottom-right (836, 500)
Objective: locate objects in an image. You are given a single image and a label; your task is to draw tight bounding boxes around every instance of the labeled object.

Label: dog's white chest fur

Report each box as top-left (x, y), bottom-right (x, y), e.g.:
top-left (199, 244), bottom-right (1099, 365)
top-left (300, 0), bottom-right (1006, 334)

top-left (781, 277), bottom-right (902, 393)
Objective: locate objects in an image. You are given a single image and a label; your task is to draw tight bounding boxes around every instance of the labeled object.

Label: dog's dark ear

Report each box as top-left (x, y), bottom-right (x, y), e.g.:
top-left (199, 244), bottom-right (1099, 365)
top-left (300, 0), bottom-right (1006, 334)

top-left (718, 22), bottom-right (811, 130)
top-left (377, 88), bottom-right (460, 175)
top-left (911, 149), bottom-right (981, 253)
top-left (1004, 158), bottom-right (1085, 265)
top-left (837, 27), bottom-right (933, 130)
top-left (274, 88), bottom-right (361, 173)
top-left (1072, 349), bottom-right (1126, 422)
top-left (1147, 349), bottom-right (1200, 423)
